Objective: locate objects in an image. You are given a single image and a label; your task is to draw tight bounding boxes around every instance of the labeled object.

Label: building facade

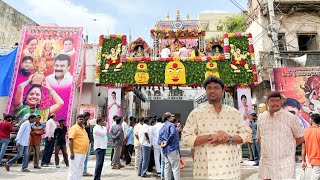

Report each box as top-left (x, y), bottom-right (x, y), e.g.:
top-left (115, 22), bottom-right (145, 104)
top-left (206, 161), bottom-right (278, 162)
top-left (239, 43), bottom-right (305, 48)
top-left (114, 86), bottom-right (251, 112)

top-left (246, 0), bottom-right (320, 104)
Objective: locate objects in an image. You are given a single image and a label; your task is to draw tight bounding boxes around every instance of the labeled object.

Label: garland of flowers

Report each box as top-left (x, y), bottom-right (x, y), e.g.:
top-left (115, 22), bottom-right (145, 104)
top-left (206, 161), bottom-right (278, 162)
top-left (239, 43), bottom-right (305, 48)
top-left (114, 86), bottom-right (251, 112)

top-left (206, 38), bottom-right (224, 52)
top-left (96, 32), bottom-right (257, 86)
top-left (96, 34), bottom-right (127, 83)
top-left (128, 37), bottom-right (150, 53)
top-left (150, 28), bottom-right (206, 39)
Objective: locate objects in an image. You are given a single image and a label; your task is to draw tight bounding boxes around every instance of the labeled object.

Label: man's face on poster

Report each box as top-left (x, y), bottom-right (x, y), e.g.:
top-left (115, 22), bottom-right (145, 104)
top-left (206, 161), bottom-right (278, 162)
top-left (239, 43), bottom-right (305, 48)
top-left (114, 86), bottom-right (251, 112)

top-left (283, 105), bottom-right (299, 117)
top-left (27, 39), bottom-right (38, 53)
top-left (54, 60), bottom-right (69, 79)
top-left (22, 59), bottom-right (33, 71)
top-left (112, 93), bottom-right (116, 100)
top-left (63, 40), bottom-right (73, 52)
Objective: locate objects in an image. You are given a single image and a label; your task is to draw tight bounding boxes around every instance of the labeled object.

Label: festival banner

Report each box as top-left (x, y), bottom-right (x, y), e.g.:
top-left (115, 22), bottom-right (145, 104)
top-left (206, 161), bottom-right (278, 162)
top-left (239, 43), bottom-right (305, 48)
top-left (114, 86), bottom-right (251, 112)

top-left (272, 67), bottom-right (317, 126)
top-left (6, 26), bottom-right (83, 128)
top-left (237, 87), bottom-right (253, 126)
top-left (107, 87), bottom-right (122, 131)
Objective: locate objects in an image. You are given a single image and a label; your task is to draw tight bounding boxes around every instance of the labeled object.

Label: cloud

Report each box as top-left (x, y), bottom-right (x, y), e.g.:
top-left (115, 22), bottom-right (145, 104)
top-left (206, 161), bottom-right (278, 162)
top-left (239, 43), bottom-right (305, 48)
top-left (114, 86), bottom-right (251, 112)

top-left (20, 0), bottom-right (117, 43)
top-left (98, 0), bottom-right (154, 15)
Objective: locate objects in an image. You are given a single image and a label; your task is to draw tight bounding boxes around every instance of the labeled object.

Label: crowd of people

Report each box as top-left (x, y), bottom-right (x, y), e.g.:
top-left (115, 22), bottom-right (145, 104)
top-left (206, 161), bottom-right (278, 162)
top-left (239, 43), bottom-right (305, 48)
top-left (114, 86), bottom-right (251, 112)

top-left (0, 107), bottom-right (184, 180)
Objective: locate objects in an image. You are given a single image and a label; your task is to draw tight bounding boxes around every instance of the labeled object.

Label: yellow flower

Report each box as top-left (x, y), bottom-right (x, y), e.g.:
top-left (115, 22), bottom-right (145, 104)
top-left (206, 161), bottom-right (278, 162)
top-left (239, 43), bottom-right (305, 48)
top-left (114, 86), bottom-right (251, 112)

top-left (116, 34), bottom-right (123, 38)
top-left (137, 63), bottom-right (147, 70)
top-left (228, 33), bottom-right (234, 38)
top-left (206, 62), bottom-right (217, 69)
top-left (211, 56), bottom-right (218, 60)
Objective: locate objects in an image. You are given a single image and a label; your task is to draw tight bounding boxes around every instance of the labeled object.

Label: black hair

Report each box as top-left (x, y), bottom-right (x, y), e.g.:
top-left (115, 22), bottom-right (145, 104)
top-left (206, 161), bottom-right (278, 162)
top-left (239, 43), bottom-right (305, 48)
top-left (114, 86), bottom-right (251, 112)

top-left (59, 118), bottom-right (65, 123)
top-left (139, 117), bottom-right (145, 122)
top-left (113, 115), bottom-right (118, 120)
top-left (4, 114), bottom-right (13, 121)
top-left (83, 112), bottom-right (91, 117)
top-left (241, 95), bottom-right (247, 100)
top-left (156, 116), bottom-right (162, 122)
top-left (144, 118), bottom-right (149, 124)
top-left (26, 37), bottom-right (37, 45)
top-left (182, 44), bottom-right (186, 47)
top-left (282, 98), bottom-right (301, 110)
top-left (163, 112), bottom-right (173, 121)
top-left (55, 54), bottom-right (71, 66)
top-left (77, 114), bottom-right (85, 119)
top-left (96, 118), bottom-right (103, 124)
top-left (266, 91), bottom-right (282, 102)
top-left (203, 76), bottom-right (225, 89)
top-left (48, 114), bottom-right (55, 120)
top-left (193, 46), bottom-right (199, 56)
top-left (28, 114), bottom-right (36, 120)
top-left (63, 37), bottom-right (74, 44)
top-left (30, 106), bottom-right (36, 110)
top-left (310, 113), bottom-right (320, 125)
top-left (251, 113), bottom-right (257, 117)
top-left (23, 85), bottom-right (42, 108)
top-left (36, 115), bottom-right (41, 118)
top-left (21, 56), bottom-right (33, 63)
top-left (166, 44), bottom-right (170, 48)
top-left (129, 121), bottom-right (135, 126)
top-left (112, 91), bottom-right (116, 95)
top-left (115, 116), bottom-right (122, 124)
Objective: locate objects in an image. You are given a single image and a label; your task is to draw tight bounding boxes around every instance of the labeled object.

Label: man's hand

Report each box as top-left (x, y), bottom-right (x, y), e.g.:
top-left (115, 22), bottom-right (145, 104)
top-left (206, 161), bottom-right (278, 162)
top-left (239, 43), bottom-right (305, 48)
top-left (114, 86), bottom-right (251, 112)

top-left (70, 152), bottom-right (75, 160)
top-left (160, 141), bottom-right (167, 148)
top-left (15, 143), bottom-right (19, 149)
top-left (302, 162), bottom-right (307, 170)
top-left (209, 131), bottom-right (229, 146)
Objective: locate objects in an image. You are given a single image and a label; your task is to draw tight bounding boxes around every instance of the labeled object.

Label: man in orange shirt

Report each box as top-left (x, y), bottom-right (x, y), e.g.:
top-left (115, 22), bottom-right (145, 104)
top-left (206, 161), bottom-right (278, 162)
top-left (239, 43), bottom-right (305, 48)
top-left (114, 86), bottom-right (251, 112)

top-left (68, 114), bottom-right (89, 180)
top-left (28, 115), bottom-right (45, 169)
top-left (302, 113), bottom-right (320, 180)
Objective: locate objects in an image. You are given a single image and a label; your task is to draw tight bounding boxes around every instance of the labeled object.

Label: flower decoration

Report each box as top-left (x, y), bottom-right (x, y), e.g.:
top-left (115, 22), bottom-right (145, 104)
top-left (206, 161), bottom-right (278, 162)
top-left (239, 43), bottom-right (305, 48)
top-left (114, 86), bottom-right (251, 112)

top-left (129, 37), bottom-right (151, 53)
top-left (150, 28), bottom-right (205, 38)
top-left (137, 63), bottom-right (148, 70)
top-left (206, 62), bottom-right (217, 69)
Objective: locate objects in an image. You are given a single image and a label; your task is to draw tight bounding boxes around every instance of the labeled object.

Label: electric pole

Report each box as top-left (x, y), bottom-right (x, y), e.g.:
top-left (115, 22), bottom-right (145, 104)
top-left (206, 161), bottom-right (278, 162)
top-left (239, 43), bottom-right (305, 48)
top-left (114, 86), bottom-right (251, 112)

top-left (267, 0), bottom-right (280, 68)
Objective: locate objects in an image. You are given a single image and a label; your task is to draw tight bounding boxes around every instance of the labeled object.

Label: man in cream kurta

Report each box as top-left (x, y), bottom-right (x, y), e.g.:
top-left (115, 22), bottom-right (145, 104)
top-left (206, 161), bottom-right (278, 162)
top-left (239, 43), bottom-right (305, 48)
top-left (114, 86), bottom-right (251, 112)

top-left (258, 91), bottom-right (304, 179)
top-left (182, 76), bottom-right (250, 180)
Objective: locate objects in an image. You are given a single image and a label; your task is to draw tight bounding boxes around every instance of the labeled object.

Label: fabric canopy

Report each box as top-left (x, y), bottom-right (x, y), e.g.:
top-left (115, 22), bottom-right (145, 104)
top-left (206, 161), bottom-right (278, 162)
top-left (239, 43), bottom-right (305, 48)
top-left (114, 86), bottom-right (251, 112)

top-left (0, 48), bottom-right (17, 96)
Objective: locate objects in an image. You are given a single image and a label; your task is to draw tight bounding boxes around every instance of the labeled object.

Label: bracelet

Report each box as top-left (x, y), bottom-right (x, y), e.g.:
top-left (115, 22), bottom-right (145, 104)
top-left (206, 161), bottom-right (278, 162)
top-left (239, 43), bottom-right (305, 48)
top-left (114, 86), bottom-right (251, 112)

top-left (208, 134), bottom-right (212, 141)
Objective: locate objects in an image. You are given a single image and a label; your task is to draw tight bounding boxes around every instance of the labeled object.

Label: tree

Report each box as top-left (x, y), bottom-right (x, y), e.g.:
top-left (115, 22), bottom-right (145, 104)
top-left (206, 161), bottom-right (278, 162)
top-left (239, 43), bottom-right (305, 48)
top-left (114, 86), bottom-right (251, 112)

top-left (219, 15), bottom-right (247, 33)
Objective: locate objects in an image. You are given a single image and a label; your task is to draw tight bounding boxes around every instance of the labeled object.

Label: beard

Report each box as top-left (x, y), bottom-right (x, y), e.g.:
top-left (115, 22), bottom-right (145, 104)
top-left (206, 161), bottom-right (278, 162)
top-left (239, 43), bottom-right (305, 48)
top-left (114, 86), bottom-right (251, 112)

top-left (20, 69), bottom-right (31, 76)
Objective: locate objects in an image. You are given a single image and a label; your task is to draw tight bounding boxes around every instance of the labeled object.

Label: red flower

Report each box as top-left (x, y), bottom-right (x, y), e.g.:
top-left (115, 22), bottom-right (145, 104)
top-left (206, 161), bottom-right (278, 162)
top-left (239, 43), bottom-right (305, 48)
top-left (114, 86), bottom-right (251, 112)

top-left (248, 33), bottom-right (252, 38)
top-left (224, 46), bottom-right (229, 53)
top-left (223, 33), bottom-right (228, 38)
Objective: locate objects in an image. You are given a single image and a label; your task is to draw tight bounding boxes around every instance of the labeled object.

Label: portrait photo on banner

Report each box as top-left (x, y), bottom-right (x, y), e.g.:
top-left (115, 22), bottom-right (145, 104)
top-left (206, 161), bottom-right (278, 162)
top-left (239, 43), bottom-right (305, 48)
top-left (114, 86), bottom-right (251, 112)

top-left (237, 87), bottom-right (253, 127)
top-left (6, 26), bottom-right (83, 128)
top-left (107, 88), bottom-right (122, 130)
top-left (273, 67), bottom-right (314, 128)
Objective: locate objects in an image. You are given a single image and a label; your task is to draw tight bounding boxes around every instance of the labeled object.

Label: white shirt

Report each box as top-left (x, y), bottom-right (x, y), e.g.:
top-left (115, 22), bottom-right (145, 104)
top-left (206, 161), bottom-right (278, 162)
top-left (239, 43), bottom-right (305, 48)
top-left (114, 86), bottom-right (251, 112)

top-left (122, 121), bottom-right (129, 138)
top-left (160, 48), bottom-right (171, 58)
top-left (93, 124), bottom-right (108, 150)
top-left (178, 47), bottom-right (189, 58)
top-left (150, 122), bottom-right (163, 149)
top-left (60, 48), bottom-right (76, 56)
top-left (45, 118), bottom-right (57, 138)
top-left (138, 124), bottom-right (151, 147)
top-left (46, 71), bottom-right (73, 88)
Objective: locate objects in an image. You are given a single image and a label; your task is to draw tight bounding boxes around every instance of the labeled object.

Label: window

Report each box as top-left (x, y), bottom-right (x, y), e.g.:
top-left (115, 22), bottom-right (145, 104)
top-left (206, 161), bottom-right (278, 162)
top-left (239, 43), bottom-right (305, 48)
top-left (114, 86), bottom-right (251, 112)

top-left (298, 33), bottom-right (317, 51)
top-left (278, 33), bottom-right (286, 51)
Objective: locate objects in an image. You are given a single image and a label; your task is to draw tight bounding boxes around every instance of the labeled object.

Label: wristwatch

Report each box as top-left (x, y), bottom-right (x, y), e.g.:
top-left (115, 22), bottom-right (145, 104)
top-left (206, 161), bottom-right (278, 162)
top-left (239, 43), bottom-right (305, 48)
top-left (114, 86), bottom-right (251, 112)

top-left (227, 135), bottom-right (233, 145)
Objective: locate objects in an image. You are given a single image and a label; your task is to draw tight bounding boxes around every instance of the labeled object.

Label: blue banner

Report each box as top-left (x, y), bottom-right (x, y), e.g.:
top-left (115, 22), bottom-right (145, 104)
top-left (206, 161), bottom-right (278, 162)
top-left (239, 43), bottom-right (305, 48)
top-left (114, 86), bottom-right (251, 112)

top-left (0, 48), bottom-right (17, 96)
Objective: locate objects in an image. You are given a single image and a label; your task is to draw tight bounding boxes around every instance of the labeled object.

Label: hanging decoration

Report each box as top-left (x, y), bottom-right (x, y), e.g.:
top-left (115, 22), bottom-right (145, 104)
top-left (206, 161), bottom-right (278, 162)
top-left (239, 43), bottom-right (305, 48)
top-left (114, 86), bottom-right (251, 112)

top-left (96, 32), bottom-right (257, 87)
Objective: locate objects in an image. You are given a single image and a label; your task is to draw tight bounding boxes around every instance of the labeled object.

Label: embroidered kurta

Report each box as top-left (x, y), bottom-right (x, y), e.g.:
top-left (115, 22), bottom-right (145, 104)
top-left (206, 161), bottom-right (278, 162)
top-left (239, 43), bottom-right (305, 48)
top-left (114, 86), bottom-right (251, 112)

top-left (182, 103), bottom-right (250, 179)
top-left (258, 109), bottom-right (304, 179)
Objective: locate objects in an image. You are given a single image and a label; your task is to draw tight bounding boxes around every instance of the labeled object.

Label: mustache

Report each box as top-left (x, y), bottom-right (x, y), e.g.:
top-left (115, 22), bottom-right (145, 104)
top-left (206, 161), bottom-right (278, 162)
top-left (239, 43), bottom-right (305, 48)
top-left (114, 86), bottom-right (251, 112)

top-left (55, 70), bottom-right (63, 72)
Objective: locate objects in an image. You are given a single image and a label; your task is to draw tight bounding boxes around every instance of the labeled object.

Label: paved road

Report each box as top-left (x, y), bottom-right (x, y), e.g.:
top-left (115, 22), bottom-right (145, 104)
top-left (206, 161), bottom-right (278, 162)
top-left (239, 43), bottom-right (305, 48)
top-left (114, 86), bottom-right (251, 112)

top-left (0, 149), bottom-right (311, 179)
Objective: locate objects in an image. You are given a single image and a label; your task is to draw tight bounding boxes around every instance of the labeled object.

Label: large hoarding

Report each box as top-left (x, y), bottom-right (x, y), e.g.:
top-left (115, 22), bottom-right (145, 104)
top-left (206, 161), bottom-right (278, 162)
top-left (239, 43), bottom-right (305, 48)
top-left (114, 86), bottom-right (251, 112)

top-left (6, 26), bottom-right (83, 128)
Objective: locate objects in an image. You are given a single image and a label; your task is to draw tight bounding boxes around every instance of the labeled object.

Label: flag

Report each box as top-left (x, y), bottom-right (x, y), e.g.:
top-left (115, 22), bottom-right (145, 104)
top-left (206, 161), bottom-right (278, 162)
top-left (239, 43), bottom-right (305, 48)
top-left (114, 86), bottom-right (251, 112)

top-left (0, 48), bottom-right (17, 96)
top-left (76, 45), bottom-right (87, 87)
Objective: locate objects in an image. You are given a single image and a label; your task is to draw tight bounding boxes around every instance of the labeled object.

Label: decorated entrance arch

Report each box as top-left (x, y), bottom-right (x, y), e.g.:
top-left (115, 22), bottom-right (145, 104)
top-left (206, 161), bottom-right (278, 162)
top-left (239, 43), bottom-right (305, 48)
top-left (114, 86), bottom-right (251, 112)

top-left (95, 32), bottom-right (258, 87)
